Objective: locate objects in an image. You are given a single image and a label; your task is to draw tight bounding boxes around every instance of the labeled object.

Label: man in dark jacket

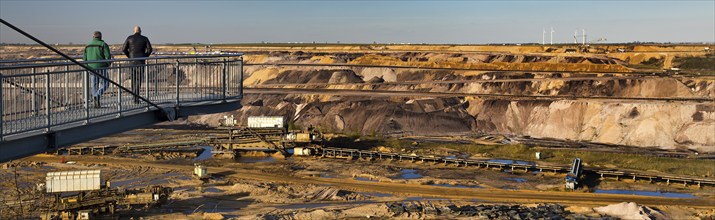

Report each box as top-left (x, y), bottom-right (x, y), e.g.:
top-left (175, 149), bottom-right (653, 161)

top-left (122, 26), bottom-right (152, 103)
top-left (83, 31), bottom-right (112, 108)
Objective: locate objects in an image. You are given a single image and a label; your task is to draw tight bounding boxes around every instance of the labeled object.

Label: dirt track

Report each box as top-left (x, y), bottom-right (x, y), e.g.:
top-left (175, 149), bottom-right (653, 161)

top-left (244, 87), bottom-right (713, 102)
top-left (24, 154), bottom-right (715, 209)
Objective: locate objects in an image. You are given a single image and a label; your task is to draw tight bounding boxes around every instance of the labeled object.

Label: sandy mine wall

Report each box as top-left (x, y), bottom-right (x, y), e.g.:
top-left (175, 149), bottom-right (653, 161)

top-left (469, 99), bottom-right (714, 152)
top-left (183, 51), bottom-right (715, 152)
top-left (188, 93), bottom-right (714, 152)
top-left (245, 67), bottom-right (715, 98)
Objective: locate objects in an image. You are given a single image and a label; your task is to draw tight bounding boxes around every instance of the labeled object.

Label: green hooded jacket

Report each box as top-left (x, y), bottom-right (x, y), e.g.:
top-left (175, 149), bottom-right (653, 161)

top-left (83, 38), bottom-right (112, 69)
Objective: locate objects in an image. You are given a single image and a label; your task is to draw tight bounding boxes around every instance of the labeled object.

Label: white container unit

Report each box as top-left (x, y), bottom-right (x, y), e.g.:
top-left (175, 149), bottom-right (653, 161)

top-left (46, 170), bottom-right (104, 193)
top-left (293, 147), bottom-right (313, 156)
top-left (194, 163), bottom-right (209, 179)
top-left (247, 116), bottom-right (285, 128)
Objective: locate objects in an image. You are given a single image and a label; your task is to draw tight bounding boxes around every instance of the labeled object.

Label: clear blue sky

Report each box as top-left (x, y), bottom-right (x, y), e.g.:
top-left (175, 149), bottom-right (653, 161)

top-left (1, 0), bottom-right (713, 44)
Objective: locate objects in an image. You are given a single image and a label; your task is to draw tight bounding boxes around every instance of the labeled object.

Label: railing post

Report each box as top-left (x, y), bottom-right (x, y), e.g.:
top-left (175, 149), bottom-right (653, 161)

top-left (239, 58), bottom-right (244, 98)
top-left (0, 73), bottom-right (4, 140)
top-left (175, 61), bottom-right (180, 105)
top-left (193, 62), bottom-right (198, 95)
top-left (45, 70), bottom-right (51, 132)
top-left (222, 58), bottom-right (227, 100)
top-left (83, 70), bottom-right (89, 124)
top-left (64, 65), bottom-right (69, 105)
top-left (117, 64), bottom-right (122, 117)
top-left (31, 67), bottom-right (37, 116)
top-left (194, 58), bottom-right (199, 100)
top-left (144, 63), bottom-right (149, 110)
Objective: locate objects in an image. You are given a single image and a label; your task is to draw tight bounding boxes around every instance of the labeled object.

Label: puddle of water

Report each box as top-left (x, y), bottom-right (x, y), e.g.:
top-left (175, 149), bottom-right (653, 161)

top-left (396, 169), bottom-right (423, 179)
top-left (173, 186), bottom-right (195, 192)
top-left (109, 172), bottom-right (184, 188)
top-left (503, 178), bottom-right (528, 183)
top-left (487, 159), bottom-right (534, 165)
top-left (593, 189), bottom-right (696, 199)
top-left (121, 131), bottom-right (141, 135)
top-left (320, 173), bottom-right (334, 178)
top-left (235, 156), bottom-right (276, 163)
top-left (404, 197), bottom-right (450, 201)
top-left (203, 187), bottom-right (224, 193)
top-left (193, 146), bottom-right (214, 161)
top-left (431, 183), bottom-right (483, 188)
top-left (278, 203), bottom-right (335, 210)
top-left (175, 175), bottom-right (192, 181)
top-left (110, 179), bottom-right (141, 188)
top-left (354, 177), bottom-right (378, 182)
top-left (364, 192), bottom-right (393, 197)
top-left (179, 200), bottom-right (244, 213)
top-left (277, 201), bottom-right (377, 209)
top-left (445, 156), bottom-right (457, 159)
top-left (502, 186), bottom-right (519, 190)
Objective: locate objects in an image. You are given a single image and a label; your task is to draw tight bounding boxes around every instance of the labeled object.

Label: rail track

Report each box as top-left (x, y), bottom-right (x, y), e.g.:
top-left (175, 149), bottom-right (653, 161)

top-left (309, 147), bottom-right (715, 188)
top-left (47, 139), bottom-right (715, 189)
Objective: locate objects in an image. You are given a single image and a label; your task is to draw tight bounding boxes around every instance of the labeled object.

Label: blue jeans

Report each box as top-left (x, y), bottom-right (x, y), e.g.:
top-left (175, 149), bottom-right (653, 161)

top-left (91, 69), bottom-right (109, 98)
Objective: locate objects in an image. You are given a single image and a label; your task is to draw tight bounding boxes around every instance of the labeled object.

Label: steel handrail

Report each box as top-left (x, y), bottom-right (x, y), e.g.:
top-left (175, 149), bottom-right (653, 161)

top-left (0, 54), bottom-right (244, 70)
top-left (1, 57), bottom-right (244, 137)
top-left (0, 52), bottom-right (244, 64)
top-left (0, 18), bottom-right (168, 115)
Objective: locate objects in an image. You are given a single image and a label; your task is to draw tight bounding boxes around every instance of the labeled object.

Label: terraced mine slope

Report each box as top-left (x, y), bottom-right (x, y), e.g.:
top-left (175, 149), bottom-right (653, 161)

top-left (2, 44), bottom-right (713, 152)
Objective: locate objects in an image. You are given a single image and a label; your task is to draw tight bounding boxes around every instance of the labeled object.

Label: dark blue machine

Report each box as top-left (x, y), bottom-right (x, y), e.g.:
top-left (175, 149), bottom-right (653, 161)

top-left (565, 158), bottom-right (583, 190)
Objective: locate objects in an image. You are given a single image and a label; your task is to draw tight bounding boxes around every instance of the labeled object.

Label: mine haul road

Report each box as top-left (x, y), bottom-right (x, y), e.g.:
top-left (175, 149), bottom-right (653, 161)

top-left (244, 87), bottom-right (713, 103)
top-left (243, 62), bottom-right (715, 77)
top-left (26, 155), bottom-right (715, 208)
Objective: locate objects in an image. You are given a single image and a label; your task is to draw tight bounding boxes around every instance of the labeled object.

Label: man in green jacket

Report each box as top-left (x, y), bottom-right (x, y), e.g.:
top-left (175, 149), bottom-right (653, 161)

top-left (83, 31), bottom-right (112, 108)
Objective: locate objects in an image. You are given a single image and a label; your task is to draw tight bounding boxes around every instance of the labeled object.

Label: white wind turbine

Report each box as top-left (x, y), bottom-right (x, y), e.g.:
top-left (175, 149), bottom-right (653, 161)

top-left (574, 30), bottom-right (578, 44)
top-left (582, 29), bottom-right (586, 45)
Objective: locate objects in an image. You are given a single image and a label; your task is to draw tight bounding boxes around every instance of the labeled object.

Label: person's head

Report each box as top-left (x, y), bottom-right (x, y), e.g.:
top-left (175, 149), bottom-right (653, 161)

top-left (93, 31), bottom-right (102, 40)
top-left (133, 26), bottom-right (141, 34)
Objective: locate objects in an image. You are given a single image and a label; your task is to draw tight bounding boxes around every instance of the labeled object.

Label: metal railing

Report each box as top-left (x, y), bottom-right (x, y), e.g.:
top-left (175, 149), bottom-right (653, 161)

top-left (0, 54), bottom-right (244, 140)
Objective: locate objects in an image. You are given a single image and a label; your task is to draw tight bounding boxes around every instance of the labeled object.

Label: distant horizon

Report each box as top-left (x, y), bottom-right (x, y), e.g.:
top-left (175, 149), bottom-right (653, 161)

top-left (1, 1), bottom-right (713, 45)
top-left (2, 42), bottom-right (714, 46)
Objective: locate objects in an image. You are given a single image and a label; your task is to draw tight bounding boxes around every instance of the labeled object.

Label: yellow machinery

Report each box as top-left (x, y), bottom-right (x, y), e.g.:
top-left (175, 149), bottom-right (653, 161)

top-left (212, 115), bottom-right (323, 158)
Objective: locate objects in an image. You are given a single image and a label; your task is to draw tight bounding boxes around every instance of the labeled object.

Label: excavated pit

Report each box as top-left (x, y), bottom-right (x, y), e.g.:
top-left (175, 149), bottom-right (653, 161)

top-left (187, 51), bottom-right (715, 153)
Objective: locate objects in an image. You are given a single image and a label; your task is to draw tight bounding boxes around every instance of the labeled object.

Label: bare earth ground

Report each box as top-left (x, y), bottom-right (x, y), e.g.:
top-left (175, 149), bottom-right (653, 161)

top-left (2, 44), bottom-right (715, 219)
top-left (2, 128), bottom-right (714, 219)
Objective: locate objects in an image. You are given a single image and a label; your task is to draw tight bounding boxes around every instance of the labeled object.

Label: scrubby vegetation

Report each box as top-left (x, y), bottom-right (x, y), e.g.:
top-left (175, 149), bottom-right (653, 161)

top-left (675, 54), bottom-right (715, 75)
top-left (368, 138), bottom-right (712, 178)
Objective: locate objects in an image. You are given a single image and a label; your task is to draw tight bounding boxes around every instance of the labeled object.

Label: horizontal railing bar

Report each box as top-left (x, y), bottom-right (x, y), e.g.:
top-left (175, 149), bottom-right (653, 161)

top-left (0, 54), bottom-right (243, 70)
top-left (0, 53), bottom-right (243, 64)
